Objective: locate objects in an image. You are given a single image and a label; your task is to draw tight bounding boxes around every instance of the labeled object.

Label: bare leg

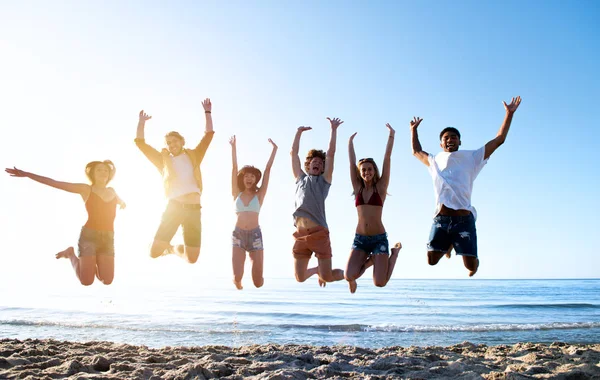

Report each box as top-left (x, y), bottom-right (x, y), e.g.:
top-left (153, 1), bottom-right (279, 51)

top-left (445, 245), bottom-right (453, 259)
top-left (95, 255), bottom-right (114, 285)
top-left (150, 240), bottom-right (174, 259)
top-left (427, 250), bottom-right (446, 266)
top-left (294, 257), bottom-right (318, 282)
top-left (249, 250), bottom-right (264, 288)
top-left (181, 246), bottom-right (200, 264)
top-left (345, 249), bottom-right (369, 294)
top-left (386, 242), bottom-right (402, 283)
top-left (232, 246), bottom-right (246, 290)
top-left (56, 247), bottom-right (96, 286)
top-left (463, 256), bottom-right (479, 277)
top-left (317, 258), bottom-right (344, 284)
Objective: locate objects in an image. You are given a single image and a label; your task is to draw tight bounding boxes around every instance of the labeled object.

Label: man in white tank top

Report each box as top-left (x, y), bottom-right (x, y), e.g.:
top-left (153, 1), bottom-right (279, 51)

top-left (134, 98), bottom-right (215, 264)
top-left (411, 96), bottom-right (522, 277)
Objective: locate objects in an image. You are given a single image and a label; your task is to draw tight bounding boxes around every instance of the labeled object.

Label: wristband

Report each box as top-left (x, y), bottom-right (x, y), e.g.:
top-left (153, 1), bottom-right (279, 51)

top-left (205, 111), bottom-right (211, 114)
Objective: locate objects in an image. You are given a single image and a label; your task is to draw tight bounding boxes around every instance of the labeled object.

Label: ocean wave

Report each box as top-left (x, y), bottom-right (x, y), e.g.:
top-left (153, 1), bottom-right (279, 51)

top-left (0, 319), bottom-right (263, 335)
top-left (492, 303), bottom-right (599, 309)
top-left (275, 321), bottom-right (600, 333)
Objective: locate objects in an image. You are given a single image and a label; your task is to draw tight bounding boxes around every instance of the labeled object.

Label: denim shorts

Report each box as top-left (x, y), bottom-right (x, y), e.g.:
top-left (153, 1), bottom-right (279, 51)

top-left (427, 213), bottom-right (477, 257)
top-left (232, 226), bottom-right (264, 252)
top-left (78, 226), bottom-right (115, 257)
top-left (155, 200), bottom-right (201, 248)
top-left (352, 232), bottom-right (389, 255)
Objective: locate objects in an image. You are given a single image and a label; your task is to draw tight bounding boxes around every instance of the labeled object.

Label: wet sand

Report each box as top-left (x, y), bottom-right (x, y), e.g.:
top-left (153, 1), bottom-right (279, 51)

top-left (1, 338), bottom-right (599, 379)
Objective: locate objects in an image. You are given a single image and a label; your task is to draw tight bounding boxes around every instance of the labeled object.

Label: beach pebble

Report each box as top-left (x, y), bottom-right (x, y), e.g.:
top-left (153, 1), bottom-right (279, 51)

top-left (91, 355), bottom-right (111, 371)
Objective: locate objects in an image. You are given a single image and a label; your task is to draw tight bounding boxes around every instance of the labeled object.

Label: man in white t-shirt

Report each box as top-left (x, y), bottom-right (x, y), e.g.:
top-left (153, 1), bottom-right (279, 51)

top-left (134, 99), bottom-right (214, 264)
top-left (410, 96), bottom-right (521, 276)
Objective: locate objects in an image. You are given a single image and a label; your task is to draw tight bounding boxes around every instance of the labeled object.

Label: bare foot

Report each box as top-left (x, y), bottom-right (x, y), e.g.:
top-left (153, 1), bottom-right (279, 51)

top-left (56, 246), bottom-right (75, 259)
top-left (468, 259), bottom-right (479, 277)
top-left (391, 242), bottom-right (402, 257)
top-left (318, 278), bottom-right (326, 288)
top-left (348, 279), bottom-right (357, 294)
top-left (233, 279), bottom-right (243, 290)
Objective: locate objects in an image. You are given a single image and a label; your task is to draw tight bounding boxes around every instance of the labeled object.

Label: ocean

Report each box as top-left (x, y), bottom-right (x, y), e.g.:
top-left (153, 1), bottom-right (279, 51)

top-left (1, 279), bottom-right (599, 348)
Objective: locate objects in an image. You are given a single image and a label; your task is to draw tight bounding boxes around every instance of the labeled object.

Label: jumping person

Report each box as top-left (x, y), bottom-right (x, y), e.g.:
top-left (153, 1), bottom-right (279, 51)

top-left (229, 135), bottom-right (278, 290)
top-left (411, 96), bottom-right (522, 276)
top-left (135, 98), bottom-right (214, 263)
top-left (5, 161), bottom-right (125, 286)
top-left (290, 117), bottom-right (345, 286)
top-left (345, 123), bottom-right (402, 293)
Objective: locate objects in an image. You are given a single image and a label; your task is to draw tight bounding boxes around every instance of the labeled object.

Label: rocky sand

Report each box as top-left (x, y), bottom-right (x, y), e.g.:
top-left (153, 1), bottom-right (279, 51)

top-left (1, 338), bottom-right (599, 379)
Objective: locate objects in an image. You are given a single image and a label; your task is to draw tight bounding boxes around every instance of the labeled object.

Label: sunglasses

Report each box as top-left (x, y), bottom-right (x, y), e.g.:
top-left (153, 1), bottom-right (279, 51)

top-left (358, 158), bottom-right (374, 163)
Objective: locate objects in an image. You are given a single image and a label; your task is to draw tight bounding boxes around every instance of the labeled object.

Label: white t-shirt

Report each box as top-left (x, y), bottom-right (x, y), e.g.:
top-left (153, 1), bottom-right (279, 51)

top-left (427, 147), bottom-right (488, 219)
top-left (167, 154), bottom-right (201, 199)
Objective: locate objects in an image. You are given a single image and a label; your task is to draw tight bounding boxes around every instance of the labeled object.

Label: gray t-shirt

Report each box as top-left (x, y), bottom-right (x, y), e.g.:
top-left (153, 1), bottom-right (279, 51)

top-left (293, 173), bottom-right (331, 228)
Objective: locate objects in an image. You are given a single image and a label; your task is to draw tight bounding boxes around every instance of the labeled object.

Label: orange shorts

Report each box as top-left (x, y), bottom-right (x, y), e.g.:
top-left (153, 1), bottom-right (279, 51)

top-left (292, 226), bottom-right (332, 259)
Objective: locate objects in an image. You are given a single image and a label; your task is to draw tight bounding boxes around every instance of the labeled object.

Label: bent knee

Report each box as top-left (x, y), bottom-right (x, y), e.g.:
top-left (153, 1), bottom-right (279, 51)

top-left (101, 278), bottom-right (114, 285)
top-left (253, 279), bottom-right (264, 288)
top-left (80, 278), bottom-right (94, 286)
top-left (374, 280), bottom-right (387, 288)
top-left (295, 273), bottom-right (308, 283)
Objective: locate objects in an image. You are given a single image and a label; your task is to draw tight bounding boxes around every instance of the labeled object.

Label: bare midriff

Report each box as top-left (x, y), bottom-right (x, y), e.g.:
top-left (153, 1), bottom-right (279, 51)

top-left (356, 205), bottom-right (386, 236)
top-left (439, 204), bottom-right (471, 216)
top-left (173, 192), bottom-right (201, 204)
top-left (236, 212), bottom-right (260, 230)
top-left (295, 216), bottom-right (320, 230)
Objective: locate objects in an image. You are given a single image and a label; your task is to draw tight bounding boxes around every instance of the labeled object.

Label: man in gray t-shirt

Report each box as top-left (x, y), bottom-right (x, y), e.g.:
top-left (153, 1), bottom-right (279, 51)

top-left (291, 118), bottom-right (345, 286)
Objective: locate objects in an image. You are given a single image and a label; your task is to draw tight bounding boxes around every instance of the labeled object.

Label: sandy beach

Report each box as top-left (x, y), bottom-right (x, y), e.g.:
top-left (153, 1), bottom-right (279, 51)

top-left (0, 339), bottom-right (598, 379)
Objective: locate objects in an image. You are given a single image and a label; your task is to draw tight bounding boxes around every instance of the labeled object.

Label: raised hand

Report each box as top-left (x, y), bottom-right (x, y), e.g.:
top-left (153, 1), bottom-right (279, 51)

top-left (386, 123), bottom-right (395, 136)
top-left (268, 138), bottom-right (278, 149)
top-left (229, 135), bottom-right (236, 147)
top-left (139, 110), bottom-right (152, 122)
top-left (5, 167), bottom-right (28, 178)
top-left (297, 126), bottom-right (312, 133)
top-left (410, 117), bottom-right (423, 130)
top-left (202, 98), bottom-right (212, 112)
top-left (503, 96), bottom-right (522, 114)
top-left (327, 117), bottom-right (344, 129)
top-left (349, 132), bottom-right (357, 142)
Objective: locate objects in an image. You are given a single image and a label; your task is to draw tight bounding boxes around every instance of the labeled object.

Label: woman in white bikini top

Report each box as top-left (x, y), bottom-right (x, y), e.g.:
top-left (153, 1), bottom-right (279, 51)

top-left (229, 135), bottom-right (277, 290)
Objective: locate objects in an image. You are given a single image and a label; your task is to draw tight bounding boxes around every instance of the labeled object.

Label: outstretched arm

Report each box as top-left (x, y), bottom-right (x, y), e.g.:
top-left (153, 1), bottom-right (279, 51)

top-left (258, 139), bottom-right (278, 203)
top-left (379, 123), bottom-right (395, 189)
top-left (134, 110), bottom-right (163, 171)
top-left (291, 126), bottom-right (311, 180)
top-left (323, 117), bottom-right (344, 184)
top-left (485, 96), bottom-right (521, 160)
top-left (410, 117), bottom-right (429, 167)
top-left (229, 135), bottom-right (239, 199)
top-left (5, 167), bottom-right (89, 195)
top-left (348, 133), bottom-right (361, 192)
top-left (192, 98), bottom-right (215, 163)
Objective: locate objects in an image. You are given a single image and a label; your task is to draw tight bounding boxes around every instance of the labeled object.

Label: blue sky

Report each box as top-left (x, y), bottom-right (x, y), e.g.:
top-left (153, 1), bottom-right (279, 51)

top-left (0, 0), bottom-right (598, 288)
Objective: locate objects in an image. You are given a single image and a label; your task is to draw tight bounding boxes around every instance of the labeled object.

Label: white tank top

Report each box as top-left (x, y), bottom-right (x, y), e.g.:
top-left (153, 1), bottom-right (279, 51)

top-left (167, 154), bottom-right (201, 199)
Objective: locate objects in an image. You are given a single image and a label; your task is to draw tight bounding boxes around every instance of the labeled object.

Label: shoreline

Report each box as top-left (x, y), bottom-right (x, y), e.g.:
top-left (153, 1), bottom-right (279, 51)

top-left (1, 338), bottom-right (599, 379)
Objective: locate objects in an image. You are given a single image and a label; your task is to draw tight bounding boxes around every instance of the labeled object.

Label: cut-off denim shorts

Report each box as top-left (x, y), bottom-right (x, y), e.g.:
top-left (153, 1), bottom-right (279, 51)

top-left (232, 226), bottom-right (264, 252)
top-left (352, 232), bottom-right (389, 255)
top-left (78, 226), bottom-right (115, 257)
top-left (427, 213), bottom-right (478, 257)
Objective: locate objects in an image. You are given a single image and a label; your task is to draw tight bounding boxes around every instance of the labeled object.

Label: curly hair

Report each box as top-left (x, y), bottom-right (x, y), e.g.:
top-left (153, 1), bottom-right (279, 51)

top-left (439, 127), bottom-right (461, 140)
top-left (85, 160), bottom-right (116, 185)
top-left (304, 149), bottom-right (326, 173)
top-left (237, 165), bottom-right (262, 192)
